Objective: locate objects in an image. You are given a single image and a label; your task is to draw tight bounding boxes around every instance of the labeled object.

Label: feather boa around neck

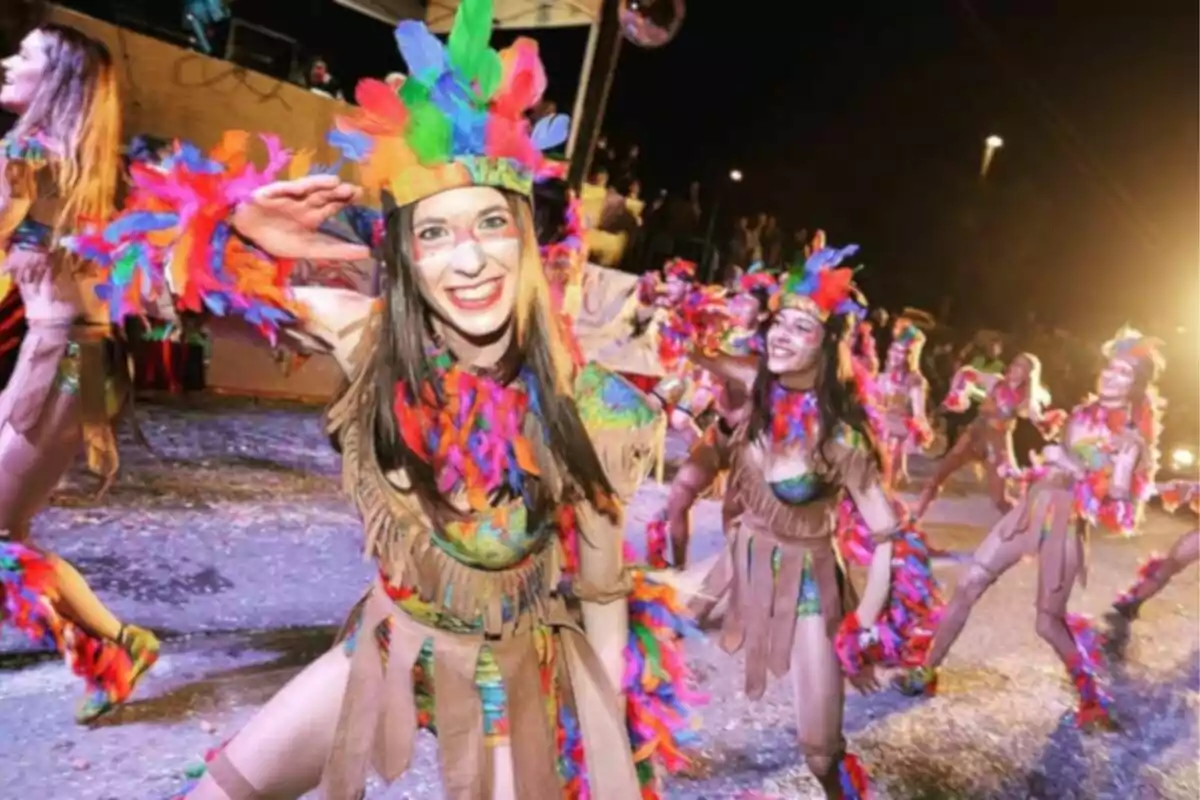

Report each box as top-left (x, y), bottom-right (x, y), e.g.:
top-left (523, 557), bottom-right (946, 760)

top-left (393, 348), bottom-right (543, 511)
top-left (769, 385), bottom-right (820, 445)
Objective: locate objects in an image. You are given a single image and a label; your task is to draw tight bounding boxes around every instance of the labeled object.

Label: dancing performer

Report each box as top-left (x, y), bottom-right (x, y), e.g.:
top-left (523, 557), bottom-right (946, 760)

top-left (914, 350), bottom-right (1061, 518)
top-left (874, 319), bottom-right (932, 490)
top-left (0, 23), bottom-right (158, 723)
top-left (1107, 480), bottom-right (1198, 638)
top-left (848, 315), bottom-right (879, 378)
top-left (651, 274), bottom-right (772, 568)
top-left (70, 3), bottom-right (698, 797)
top-left (686, 245), bottom-right (925, 798)
top-left (899, 329), bottom-right (1164, 730)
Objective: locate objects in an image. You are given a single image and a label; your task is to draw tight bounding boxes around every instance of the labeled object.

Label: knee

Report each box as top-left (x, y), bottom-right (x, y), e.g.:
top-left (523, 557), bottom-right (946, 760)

top-left (954, 566), bottom-right (994, 604)
top-left (667, 478), bottom-right (701, 509)
top-left (805, 754), bottom-right (837, 781)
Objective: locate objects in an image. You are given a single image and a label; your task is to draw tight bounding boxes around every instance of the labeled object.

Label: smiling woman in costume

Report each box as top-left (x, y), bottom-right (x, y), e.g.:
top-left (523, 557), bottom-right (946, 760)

top-left (68, 2), bottom-right (697, 798)
top-left (686, 247), bottom-right (917, 798)
top-left (0, 23), bottom-right (160, 724)
top-left (900, 329), bottom-right (1164, 731)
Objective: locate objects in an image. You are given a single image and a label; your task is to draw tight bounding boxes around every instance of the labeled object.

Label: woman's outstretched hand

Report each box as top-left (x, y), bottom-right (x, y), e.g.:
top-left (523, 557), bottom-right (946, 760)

top-left (232, 175), bottom-right (371, 262)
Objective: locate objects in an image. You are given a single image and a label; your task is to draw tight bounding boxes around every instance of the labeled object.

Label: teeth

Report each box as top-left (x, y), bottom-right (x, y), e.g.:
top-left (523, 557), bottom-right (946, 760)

top-left (450, 281), bottom-right (497, 301)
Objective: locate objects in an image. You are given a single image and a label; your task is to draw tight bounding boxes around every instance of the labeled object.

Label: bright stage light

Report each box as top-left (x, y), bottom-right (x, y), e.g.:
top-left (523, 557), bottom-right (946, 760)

top-left (1170, 446), bottom-right (1196, 471)
top-left (985, 135), bottom-right (1004, 148)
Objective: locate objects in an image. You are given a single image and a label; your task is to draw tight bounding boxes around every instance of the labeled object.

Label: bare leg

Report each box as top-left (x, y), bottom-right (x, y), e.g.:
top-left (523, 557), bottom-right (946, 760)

top-left (926, 508), bottom-right (1032, 669)
top-left (791, 615), bottom-right (848, 798)
top-left (188, 647), bottom-right (351, 799)
top-left (984, 459), bottom-right (1013, 515)
top-left (666, 450), bottom-right (720, 566)
top-left (914, 430), bottom-right (978, 519)
top-left (491, 745), bottom-right (516, 800)
top-left (1034, 527), bottom-right (1084, 666)
top-left (895, 440), bottom-right (910, 487)
top-left (1114, 530), bottom-right (1200, 616)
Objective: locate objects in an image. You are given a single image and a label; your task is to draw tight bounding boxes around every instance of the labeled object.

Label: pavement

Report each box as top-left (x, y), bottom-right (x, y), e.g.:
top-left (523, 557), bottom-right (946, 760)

top-left (1, 398), bottom-right (1197, 800)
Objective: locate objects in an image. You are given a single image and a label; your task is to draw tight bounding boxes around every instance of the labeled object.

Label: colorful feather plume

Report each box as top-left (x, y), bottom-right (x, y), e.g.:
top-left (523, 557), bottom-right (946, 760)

top-left (393, 350), bottom-right (541, 511)
top-left (62, 132), bottom-right (304, 342)
top-left (0, 542), bottom-right (136, 711)
top-left (331, 0), bottom-right (569, 206)
top-left (834, 525), bottom-right (945, 675)
top-left (774, 242), bottom-right (865, 320)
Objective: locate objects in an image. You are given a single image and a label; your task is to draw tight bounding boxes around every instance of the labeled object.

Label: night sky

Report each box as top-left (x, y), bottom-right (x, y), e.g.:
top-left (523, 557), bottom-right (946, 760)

top-left (303, 0), bottom-right (1199, 339)
top-left (40, 1), bottom-right (1200, 340)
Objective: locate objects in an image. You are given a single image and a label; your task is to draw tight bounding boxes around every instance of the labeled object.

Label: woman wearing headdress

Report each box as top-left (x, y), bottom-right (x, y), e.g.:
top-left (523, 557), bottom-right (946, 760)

top-left (0, 23), bottom-right (159, 724)
top-left (70, 2), bottom-right (697, 797)
top-left (913, 350), bottom-right (1063, 518)
top-left (899, 329), bottom-right (1164, 730)
top-left (1106, 480), bottom-right (1198, 651)
top-left (684, 245), bottom-right (932, 798)
top-left (873, 318), bottom-right (932, 490)
top-left (649, 273), bottom-right (773, 568)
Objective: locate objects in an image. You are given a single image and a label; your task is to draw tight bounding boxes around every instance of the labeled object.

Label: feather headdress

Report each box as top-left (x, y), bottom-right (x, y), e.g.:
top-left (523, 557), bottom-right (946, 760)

top-left (329, 0), bottom-right (570, 208)
top-left (1103, 326), bottom-right (1165, 374)
top-left (772, 238), bottom-right (865, 320)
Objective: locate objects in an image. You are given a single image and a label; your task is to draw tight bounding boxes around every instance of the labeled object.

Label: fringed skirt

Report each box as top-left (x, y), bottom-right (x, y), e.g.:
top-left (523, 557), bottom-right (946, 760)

top-left (692, 521), bottom-right (857, 699)
top-left (324, 578), bottom-right (641, 800)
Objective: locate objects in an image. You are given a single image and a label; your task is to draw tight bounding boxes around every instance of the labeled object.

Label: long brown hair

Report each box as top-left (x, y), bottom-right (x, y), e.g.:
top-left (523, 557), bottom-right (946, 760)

top-left (746, 312), bottom-right (883, 473)
top-left (7, 24), bottom-right (121, 232)
top-left (364, 190), bottom-right (615, 518)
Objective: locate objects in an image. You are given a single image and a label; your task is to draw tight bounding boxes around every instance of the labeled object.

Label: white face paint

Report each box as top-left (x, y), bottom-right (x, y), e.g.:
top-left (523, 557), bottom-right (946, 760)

top-left (0, 31), bottom-right (49, 114)
top-left (410, 186), bottom-right (520, 340)
top-left (765, 308), bottom-right (824, 375)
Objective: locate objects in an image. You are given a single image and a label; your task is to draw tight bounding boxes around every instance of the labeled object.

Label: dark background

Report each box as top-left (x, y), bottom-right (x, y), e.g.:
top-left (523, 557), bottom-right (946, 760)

top-left (8, 0), bottom-right (1200, 342)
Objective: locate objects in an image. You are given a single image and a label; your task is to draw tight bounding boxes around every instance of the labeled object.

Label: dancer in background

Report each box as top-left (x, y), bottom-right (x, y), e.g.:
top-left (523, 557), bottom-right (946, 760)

top-left (71, 2), bottom-right (699, 796)
top-left (686, 245), bottom-right (940, 798)
top-left (0, 23), bottom-right (158, 724)
top-left (874, 318), bottom-right (932, 490)
top-left (914, 351), bottom-right (1062, 518)
top-left (650, 274), bottom-right (773, 568)
top-left (1106, 480), bottom-right (1198, 652)
top-left (900, 329), bottom-right (1163, 731)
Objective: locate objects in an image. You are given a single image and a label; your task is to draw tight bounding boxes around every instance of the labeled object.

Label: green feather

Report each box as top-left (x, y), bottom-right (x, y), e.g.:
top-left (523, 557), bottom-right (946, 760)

top-left (408, 102), bottom-right (452, 163)
top-left (448, 0), bottom-right (493, 80)
top-left (634, 624), bottom-right (667, 679)
top-left (476, 50), bottom-right (502, 101)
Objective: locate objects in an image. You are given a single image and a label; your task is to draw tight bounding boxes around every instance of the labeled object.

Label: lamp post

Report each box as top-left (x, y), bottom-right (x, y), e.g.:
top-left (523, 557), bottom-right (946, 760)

top-left (981, 134), bottom-right (1004, 180)
top-left (700, 168), bottom-right (744, 282)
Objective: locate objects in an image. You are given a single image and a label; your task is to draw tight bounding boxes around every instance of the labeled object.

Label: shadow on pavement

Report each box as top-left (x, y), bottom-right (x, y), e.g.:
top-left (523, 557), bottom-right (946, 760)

top-left (90, 625), bottom-right (337, 728)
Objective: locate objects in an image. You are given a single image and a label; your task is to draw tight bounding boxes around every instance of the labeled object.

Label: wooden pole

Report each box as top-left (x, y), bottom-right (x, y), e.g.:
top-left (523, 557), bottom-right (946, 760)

top-left (567, 0), bottom-right (623, 190)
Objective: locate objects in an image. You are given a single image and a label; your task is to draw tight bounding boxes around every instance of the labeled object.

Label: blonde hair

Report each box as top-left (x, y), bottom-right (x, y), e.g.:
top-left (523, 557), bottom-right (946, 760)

top-left (8, 24), bottom-right (121, 232)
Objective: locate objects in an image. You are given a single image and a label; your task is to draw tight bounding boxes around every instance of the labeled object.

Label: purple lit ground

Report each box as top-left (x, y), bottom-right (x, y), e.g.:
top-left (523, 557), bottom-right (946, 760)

top-left (1, 399), bottom-right (1196, 799)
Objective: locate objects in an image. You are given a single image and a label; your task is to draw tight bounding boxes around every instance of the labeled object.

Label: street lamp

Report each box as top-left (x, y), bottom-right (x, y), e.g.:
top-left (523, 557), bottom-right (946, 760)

top-left (730, 169), bottom-right (743, 182)
top-left (981, 134), bottom-right (1004, 179)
